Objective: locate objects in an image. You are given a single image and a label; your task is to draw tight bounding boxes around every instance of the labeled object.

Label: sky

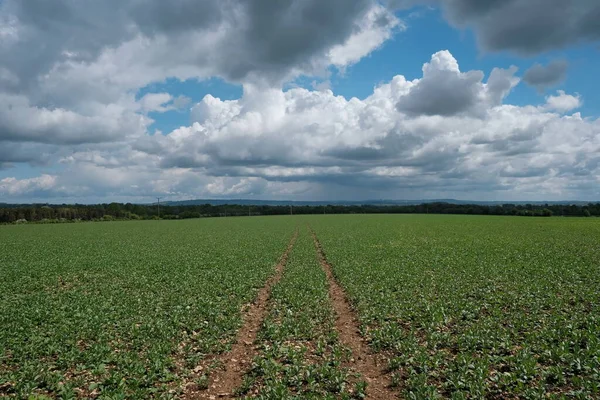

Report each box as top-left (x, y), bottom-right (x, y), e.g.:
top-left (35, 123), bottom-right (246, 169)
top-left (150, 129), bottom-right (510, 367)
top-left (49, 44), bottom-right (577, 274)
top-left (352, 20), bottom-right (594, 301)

top-left (0, 0), bottom-right (599, 204)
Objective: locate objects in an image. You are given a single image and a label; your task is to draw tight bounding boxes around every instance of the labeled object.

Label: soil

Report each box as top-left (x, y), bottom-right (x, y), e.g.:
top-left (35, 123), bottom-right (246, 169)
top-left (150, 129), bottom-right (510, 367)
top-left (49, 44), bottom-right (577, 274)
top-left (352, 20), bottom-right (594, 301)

top-left (310, 227), bottom-right (397, 400)
top-left (185, 229), bottom-right (298, 399)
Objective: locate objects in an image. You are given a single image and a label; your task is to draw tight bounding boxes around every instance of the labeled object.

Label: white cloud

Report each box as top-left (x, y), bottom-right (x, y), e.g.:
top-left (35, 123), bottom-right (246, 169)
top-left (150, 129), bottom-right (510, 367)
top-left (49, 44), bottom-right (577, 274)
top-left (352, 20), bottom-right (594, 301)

top-left (0, 93), bottom-right (150, 144)
top-left (137, 93), bottom-right (191, 114)
top-left (103, 52), bottom-right (592, 200)
top-left (328, 4), bottom-right (402, 68)
top-left (0, 0), bottom-right (397, 149)
top-left (5, 50), bottom-right (597, 202)
top-left (543, 90), bottom-right (582, 113)
top-left (0, 175), bottom-right (58, 196)
top-left (139, 93), bottom-right (173, 113)
top-left (0, 0), bottom-right (599, 203)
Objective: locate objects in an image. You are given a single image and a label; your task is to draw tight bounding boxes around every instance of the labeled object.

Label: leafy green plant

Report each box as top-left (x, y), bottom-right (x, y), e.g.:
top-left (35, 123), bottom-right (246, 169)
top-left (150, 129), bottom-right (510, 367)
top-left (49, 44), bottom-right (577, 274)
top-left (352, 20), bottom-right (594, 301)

top-left (241, 227), bottom-right (357, 398)
top-left (0, 217), bottom-right (295, 398)
top-left (309, 214), bottom-right (600, 398)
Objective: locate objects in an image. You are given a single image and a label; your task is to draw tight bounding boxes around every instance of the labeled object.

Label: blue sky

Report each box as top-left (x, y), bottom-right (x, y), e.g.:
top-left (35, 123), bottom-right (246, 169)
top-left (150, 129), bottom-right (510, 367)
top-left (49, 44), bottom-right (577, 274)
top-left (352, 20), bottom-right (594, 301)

top-left (1, 1), bottom-right (599, 203)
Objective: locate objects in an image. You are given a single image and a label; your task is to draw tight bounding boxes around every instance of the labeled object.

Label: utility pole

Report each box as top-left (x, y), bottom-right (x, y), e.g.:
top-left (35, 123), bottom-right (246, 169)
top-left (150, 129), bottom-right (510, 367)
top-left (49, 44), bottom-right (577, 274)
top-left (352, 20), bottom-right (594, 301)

top-left (290, 205), bottom-right (293, 215)
top-left (248, 206), bottom-right (251, 217)
top-left (156, 197), bottom-right (161, 219)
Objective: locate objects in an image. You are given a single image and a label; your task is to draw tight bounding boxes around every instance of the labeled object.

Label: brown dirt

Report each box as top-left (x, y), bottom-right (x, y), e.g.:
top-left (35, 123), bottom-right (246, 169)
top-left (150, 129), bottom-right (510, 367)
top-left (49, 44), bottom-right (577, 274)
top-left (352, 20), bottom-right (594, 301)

top-left (185, 229), bottom-right (298, 399)
top-left (309, 227), bottom-right (397, 400)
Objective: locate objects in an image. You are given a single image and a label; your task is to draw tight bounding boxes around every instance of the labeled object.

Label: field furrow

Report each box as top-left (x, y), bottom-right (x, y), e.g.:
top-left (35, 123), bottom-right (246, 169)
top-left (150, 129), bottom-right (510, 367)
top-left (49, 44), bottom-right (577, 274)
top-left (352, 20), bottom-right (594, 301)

top-left (309, 215), bottom-right (600, 399)
top-left (239, 227), bottom-right (360, 399)
top-left (188, 229), bottom-right (298, 399)
top-left (2, 214), bottom-right (599, 399)
top-left (310, 226), bottom-right (396, 400)
top-left (0, 218), bottom-right (295, 399)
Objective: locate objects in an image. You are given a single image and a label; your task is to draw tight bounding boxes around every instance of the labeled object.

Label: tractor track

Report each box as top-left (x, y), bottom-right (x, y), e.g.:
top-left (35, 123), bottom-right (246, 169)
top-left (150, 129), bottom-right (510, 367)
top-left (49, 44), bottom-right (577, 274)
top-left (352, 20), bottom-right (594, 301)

top-left (309, 226), bottom-right (396, 400)
top-left (185, 229), bottom-right (298, 399)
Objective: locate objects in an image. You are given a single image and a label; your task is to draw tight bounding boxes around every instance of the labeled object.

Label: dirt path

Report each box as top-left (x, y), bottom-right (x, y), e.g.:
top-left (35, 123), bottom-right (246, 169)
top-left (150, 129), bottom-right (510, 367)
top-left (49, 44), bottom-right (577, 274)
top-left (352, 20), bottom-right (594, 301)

top-left (309, 227), bottom-right (397, 400)
top-left (186, 229), bottom-right (298, 399)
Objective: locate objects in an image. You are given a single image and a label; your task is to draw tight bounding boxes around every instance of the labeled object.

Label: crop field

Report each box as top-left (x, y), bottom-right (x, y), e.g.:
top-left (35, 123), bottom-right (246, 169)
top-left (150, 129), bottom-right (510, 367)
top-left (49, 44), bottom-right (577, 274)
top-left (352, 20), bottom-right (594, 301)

top-left (309, 215), bottom-right (600, 399)
top-left (0, 218), bottom-right (294, 398)
top-left (1, 215), bottom-right (599, 399)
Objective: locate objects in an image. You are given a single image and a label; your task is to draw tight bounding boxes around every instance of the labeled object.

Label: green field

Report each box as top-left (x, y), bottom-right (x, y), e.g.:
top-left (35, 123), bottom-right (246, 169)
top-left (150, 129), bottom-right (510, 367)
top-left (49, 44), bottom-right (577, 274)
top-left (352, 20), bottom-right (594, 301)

top-left (0, 218), bottom-right (294, 398)
top-left (1, 215), bottom-right (599, 399)
top-left (309, 215), bottom-right (600, 399)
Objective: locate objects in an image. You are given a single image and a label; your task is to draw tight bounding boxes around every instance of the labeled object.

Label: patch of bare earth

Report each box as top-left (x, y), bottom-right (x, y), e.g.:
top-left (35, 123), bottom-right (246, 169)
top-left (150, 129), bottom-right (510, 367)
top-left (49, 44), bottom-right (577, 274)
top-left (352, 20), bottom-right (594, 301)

top-left (184, 229), bottom-right (298, 399)
top-left (309, 227), bottom-right (397, 400)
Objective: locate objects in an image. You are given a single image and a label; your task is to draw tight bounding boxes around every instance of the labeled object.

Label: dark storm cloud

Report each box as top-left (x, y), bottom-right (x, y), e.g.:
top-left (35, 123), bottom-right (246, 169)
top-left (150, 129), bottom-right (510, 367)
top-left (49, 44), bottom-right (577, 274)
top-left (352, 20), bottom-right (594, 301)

top-left (523, 60), bottom-right (569, 92)
top-left (1, 0), bottom-right (132, 90)
top-left (130, 0), bottom-right (224, 36)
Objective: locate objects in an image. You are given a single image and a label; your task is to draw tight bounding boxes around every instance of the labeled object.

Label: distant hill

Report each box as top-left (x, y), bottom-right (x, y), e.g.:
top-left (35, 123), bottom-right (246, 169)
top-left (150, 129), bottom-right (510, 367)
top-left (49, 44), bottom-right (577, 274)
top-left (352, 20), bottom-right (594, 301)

top-left (0, 199), bottom-right (595, 208)
top-left (161, 199), bottom-right (594, 207)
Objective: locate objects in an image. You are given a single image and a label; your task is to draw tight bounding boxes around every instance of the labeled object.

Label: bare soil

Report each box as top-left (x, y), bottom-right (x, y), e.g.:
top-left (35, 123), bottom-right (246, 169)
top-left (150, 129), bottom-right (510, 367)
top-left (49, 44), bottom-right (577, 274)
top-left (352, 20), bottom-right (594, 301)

top-left (185, 230), bottom-right (298, 399)
top-left (310, 227), bottom-right (397, 400)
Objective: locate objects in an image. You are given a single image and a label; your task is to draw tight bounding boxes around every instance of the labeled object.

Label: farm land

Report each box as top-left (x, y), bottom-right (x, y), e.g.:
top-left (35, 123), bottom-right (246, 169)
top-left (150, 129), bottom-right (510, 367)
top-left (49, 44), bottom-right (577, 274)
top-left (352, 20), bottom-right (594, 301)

top-left (1, 215), bottom-right (599, 399)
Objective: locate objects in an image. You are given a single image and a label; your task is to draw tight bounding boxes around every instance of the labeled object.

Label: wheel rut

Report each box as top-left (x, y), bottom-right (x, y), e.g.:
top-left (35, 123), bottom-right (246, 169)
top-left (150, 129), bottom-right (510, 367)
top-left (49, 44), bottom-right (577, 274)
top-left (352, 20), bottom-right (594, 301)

top-left (309, 227), bottom-right (397, 400)
top-left (186, 229), bottom-right (298, 399)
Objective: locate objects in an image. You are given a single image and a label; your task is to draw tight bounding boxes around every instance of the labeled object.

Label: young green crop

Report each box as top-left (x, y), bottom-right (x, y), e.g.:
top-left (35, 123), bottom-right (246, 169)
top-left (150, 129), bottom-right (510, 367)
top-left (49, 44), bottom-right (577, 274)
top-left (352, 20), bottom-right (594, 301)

top-left (0, 217), bottom-right (295, 399)
top-left (240, 227), bottom-right (360, 399)
top-left (308, 214), bottom-right (600, 399)
top-left (3, 214), bottom-right (599, 399)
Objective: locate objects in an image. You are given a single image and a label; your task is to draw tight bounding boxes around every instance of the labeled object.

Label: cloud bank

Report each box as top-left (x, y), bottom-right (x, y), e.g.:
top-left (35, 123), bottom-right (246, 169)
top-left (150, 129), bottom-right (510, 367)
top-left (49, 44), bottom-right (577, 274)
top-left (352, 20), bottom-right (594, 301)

top-left (3, 50), bottom-right (598, 202)
top-left (1, 1), bottom-right (599, 202)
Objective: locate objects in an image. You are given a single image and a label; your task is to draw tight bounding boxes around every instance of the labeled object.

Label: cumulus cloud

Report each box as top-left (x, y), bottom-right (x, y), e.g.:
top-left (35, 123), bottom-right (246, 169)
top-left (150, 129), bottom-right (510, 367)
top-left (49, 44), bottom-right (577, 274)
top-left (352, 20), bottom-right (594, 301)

top-left (0, 93), bottom-right (150, 144)
top-left (4, 49), bottom-right (599, 202)
top-left (523, 60), bottom-right (569, 92)
top-left (0, 0), bottom-right (398, 92)
top-left (543, 91), bottom-right (582, 113)
top-left (0, 175), bottom-right (58, 196)
top-left (1, 0), bottom-right (600, 202)
top-left (395, 51), bottom-right (518, 117)
top-left (0, 0), bottom-right (399, 149)
top-left (99, 51), bottom-right (593, 200)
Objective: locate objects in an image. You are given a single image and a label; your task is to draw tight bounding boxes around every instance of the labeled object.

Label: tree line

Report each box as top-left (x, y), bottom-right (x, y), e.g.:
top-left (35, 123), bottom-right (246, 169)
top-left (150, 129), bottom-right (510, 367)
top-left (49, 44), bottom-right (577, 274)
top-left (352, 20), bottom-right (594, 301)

top-left (0, 201), bottom-right (598, 224)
